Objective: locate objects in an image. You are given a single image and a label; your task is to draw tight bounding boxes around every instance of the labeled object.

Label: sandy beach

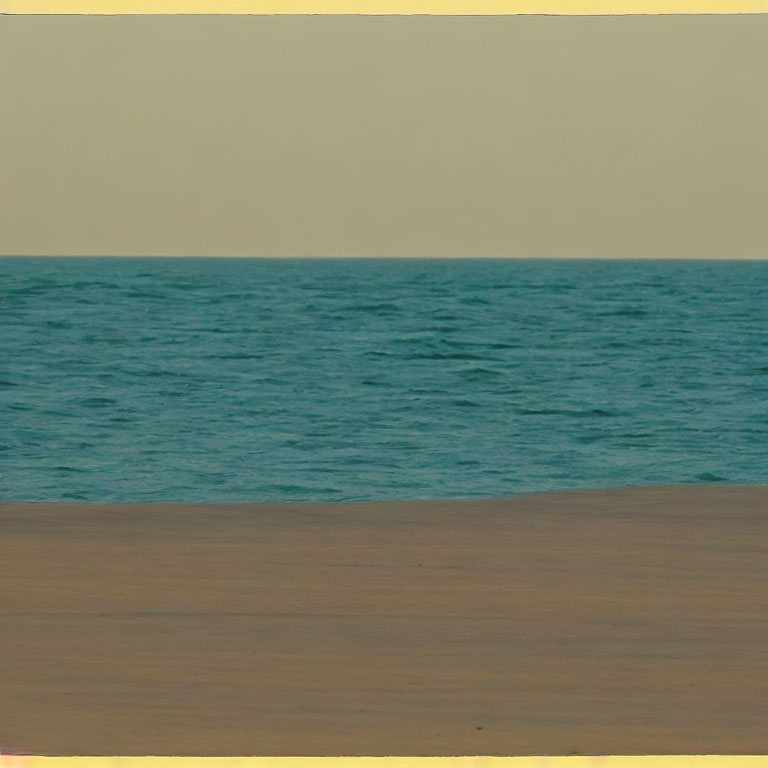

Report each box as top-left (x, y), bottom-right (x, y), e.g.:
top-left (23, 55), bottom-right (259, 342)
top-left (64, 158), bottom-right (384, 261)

top-left (2, 485), bottom-right (767, 756)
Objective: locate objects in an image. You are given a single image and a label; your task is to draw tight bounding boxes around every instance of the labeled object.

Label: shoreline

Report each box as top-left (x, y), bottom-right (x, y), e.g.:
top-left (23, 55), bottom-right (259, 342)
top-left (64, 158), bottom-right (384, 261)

top-left (2, 485), bottom-right (767, 756)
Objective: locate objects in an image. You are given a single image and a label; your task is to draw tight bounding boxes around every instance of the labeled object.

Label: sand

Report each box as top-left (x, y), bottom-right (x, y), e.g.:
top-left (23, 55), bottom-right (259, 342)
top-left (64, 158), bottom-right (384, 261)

top-left (1, 485), bottom-right (767, 756)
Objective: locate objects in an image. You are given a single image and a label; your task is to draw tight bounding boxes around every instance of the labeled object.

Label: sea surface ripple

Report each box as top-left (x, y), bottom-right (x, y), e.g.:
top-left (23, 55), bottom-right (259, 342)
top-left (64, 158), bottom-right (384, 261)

top-left (2, 258), bottom-right (767, 502)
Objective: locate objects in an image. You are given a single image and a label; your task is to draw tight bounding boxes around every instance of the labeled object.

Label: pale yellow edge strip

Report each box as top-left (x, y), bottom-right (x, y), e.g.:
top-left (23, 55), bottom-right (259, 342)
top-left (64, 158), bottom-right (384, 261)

top-left (2, 0), bottom-right (768, 13)
top-left (2, 758), bottom-right (768, 768)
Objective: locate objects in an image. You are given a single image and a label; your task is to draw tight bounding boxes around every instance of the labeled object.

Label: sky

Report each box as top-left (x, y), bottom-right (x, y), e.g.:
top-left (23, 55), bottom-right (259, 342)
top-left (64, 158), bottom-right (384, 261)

top-left (0, 14), bottom-right (766, 258)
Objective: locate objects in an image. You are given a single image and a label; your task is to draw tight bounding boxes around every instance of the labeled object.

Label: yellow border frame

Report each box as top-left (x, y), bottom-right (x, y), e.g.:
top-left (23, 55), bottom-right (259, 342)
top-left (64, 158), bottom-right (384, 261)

top-left (2, 0), bottom-right (768, 13)
top-left (3, 759), bottom-right (768, 767)
top-left (2, 760), bottom-right (768, 767)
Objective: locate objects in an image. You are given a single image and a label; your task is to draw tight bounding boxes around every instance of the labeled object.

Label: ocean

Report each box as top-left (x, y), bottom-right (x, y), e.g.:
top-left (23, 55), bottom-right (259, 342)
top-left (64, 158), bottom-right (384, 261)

top-left (2, 257), bottom-right (767, 503)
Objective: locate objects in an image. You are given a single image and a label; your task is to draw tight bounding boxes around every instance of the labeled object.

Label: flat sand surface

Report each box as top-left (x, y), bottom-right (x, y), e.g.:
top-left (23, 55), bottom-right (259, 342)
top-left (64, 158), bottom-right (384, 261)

top-left (2, 486), bottom-right (767, 756)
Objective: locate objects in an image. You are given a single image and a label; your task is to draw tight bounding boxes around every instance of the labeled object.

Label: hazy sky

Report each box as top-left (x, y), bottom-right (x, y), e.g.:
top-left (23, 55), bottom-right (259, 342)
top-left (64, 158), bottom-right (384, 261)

top-left (1, 14), bottom-right (766, 258)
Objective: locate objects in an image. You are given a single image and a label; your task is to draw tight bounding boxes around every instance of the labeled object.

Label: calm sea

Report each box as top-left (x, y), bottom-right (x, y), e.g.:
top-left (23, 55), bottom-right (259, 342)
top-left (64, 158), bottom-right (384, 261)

top-left (2, 257), bottom-right (767, 503)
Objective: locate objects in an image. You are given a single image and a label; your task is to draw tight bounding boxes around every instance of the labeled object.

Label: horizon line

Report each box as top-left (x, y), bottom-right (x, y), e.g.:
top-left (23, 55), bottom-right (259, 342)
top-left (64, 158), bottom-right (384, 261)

top-left (2, 255), bottom-right (767, 262)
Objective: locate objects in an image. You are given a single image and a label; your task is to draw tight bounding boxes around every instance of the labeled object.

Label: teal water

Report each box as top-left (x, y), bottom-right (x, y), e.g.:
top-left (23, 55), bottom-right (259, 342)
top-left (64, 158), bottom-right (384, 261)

top-left (2, 257), bottom-right (767, 503)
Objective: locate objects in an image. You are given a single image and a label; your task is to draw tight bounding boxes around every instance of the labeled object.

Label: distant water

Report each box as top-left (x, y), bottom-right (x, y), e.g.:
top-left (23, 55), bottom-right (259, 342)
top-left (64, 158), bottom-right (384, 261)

top-left (2, 257), bottom-right (767, 503)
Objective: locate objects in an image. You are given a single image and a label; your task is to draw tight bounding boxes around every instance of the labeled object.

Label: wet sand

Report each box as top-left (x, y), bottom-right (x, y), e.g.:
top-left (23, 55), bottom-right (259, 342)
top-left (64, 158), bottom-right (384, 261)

top-left (2, 485), bottom-right (767, 756)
